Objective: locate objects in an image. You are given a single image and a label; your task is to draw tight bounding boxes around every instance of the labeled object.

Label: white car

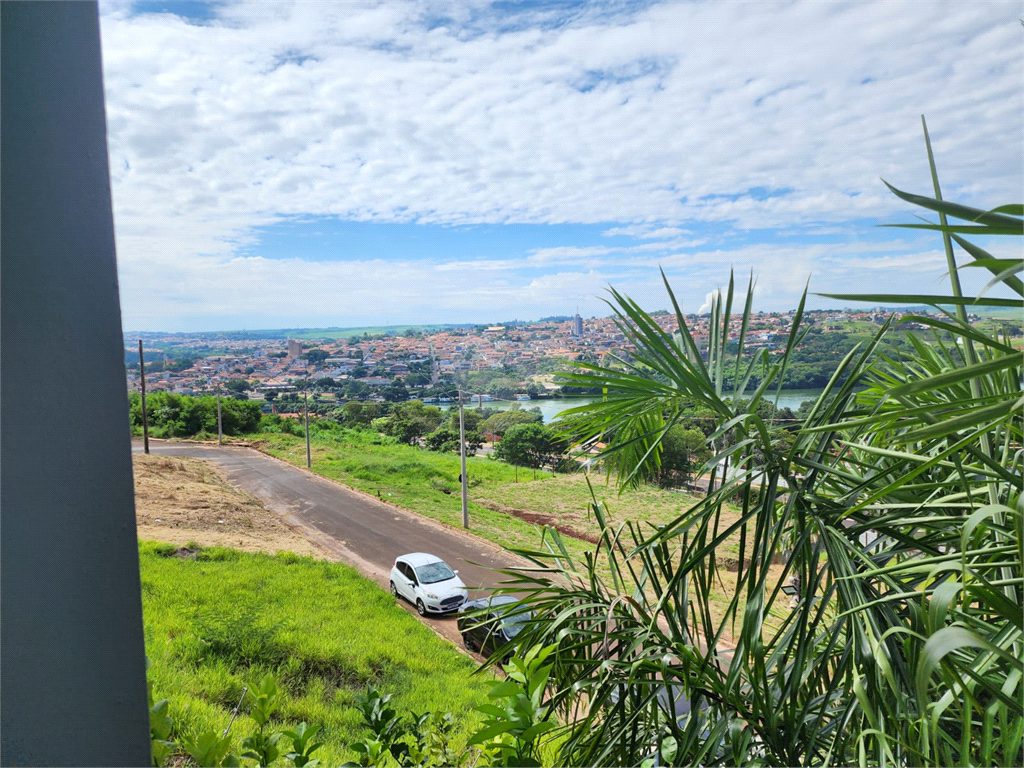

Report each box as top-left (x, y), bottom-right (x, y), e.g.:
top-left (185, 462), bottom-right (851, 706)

top-left (390, 553), bottom-right (468, 616)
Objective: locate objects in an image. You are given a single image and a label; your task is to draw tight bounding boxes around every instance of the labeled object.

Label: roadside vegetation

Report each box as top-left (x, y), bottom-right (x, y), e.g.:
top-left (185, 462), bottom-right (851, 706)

top-left (140, 541), bottom-right (493, 766)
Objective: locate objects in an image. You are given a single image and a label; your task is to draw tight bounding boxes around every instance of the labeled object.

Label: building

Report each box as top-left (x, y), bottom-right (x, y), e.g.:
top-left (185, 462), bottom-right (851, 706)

top-left (287, 339), bottom-right (302, 358)
top-left (573, 313), bottom-right (584, 337)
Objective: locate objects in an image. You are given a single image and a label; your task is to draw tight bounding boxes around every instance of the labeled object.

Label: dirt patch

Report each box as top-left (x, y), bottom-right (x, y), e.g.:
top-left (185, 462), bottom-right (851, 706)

top-left (718, 553), bottom-right (789, 572)
top-left (474, 500), bottom-right (601, 544)
top-left (133, 453), bottom-right (328, 557)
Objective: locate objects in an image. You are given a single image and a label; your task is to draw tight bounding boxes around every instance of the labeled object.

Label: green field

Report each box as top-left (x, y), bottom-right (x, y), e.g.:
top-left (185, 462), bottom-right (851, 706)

top-left (141, 541), bottom-right (492, 765)
top-left (474, 472), bottom-right (707, 542)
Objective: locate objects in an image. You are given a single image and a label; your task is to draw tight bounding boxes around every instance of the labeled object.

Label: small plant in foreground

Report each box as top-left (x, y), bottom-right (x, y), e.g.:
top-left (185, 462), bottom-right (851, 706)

top-left (240, 675), bottom-right (284, 766)
top-left (147, 658), bottom-right (176, 767)
top-left (147, 665), bottom-right (324, 767)
top-left (344, 647), bottom-right (556, 767)
top-left (468, 644), bottom-right (557, 768)
top-left (282, 722), bottom-right (324, 767)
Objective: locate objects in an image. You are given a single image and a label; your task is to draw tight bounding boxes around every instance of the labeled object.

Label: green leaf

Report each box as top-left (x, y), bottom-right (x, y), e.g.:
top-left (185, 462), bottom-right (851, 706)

top-left (659, 735), bottom-right (678, 764)
top-left (888, 352), bottom-right (1020, 397)
top-left (916, 626), bottom-right (995, 710)
top-left (814, 292), bottom-right (1021, 308)
top-left (487, 680), bottom-right (524, 699)
top-left (951, 233), bottom-right (1024, 295)
top-left (927, 580), bottom-right (961, 634)
top-left (467, 721), bottom-right (517, 746)
top-left (521, 721), bottom-right (556, 742)
top-left (881, 180), bottom-right (1023, 229)
top-left (883, 223), bottom-right (1023, 235)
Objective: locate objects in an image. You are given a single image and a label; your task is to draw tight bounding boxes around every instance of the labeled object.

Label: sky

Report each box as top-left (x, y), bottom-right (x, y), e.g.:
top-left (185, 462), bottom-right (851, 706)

top-left (98, 0), bottom-right (1023, 333)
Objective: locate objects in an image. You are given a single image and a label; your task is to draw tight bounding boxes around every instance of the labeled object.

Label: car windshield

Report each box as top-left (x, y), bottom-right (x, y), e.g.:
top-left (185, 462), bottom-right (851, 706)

top-left (500, 605), bottom-right (532, 638)
top-left (415, 562), bottom-right (455, 584)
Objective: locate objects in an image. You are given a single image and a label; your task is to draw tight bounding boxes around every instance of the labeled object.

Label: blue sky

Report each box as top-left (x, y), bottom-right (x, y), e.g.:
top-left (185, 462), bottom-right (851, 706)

top-left (98, 1), bottom-right (1022, 332)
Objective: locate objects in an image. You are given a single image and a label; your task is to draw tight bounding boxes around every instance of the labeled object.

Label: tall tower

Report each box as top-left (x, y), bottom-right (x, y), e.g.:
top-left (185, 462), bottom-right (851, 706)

top-left (573, 311), bottom-right (583, 337)
top-left (287, 339), bottom-right (302, 358)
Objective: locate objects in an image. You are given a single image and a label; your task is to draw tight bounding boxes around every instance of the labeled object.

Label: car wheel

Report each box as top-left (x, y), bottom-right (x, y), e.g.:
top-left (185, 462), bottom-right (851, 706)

top-left (462, 632), bottom-right (478, 652)
top-left (390, 581), bottom-right (399, 599)
top-left (416, 599), bottom-right (427, 616)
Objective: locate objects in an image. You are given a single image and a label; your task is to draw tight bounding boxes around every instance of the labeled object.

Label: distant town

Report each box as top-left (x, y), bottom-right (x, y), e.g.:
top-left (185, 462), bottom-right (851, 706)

top-left (124, 305), bottom-right (1011, 409)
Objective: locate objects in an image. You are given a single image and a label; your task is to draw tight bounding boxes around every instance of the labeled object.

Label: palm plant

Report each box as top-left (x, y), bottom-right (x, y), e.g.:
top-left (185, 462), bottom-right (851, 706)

top-left (495, 124), bottom-right (1022, 767)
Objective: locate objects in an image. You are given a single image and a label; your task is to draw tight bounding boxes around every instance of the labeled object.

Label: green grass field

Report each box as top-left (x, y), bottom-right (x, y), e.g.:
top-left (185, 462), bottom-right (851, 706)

top-left (474, 472), bottom-right (709, 542)
top-left (141, 541), bottom-right (493, 764)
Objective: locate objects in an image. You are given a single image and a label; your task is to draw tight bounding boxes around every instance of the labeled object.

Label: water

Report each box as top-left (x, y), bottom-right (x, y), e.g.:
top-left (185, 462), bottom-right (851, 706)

top-left (440, 388), bottom-right (825, 423)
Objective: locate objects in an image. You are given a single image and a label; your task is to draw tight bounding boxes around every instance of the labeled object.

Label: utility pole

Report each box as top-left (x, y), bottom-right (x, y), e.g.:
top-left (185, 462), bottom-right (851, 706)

top-left (137, 339), bottom-right (149, 454)
top-left (216, 380), bottom-right (223, 445)
top-left (303, 378), bottom-right (311, 469)
top-left (459, 386), bottom-right (469, 528)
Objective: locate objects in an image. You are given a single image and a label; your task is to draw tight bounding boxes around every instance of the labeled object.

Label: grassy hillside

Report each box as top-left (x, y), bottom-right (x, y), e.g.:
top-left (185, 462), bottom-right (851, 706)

top-left (141, 541), bottom-right (492, 765)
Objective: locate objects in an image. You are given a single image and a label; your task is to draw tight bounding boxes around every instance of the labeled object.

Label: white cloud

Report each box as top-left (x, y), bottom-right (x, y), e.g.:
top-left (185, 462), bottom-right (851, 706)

top-left (97, 0), bottom-right (1022, 329)
top-left (602, 225), bottom-right (692, 239)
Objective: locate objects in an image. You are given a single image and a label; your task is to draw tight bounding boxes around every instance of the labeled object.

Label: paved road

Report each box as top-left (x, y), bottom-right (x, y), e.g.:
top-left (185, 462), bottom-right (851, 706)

top-left (132, 440), bottom-right (526, 647)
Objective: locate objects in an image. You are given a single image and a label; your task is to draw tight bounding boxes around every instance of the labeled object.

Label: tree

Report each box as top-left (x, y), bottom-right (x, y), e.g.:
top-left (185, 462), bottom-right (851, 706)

top-left (447, 408), bottom-right (484, 434)
top-left (127, 391), bottom-right (261, 438)
top-left (380, 382), bottom-right (409, 402)
top-left (424, 425), bottom-right (482, 454)
top-left (404, 372), bottom-right (431, 387)
top-left (304, 349), bottom-right (330, 365)
top-left (479, 409), bottom-right (541, 439)
top-left (341, 400), bottom-right (381, 427)
top-left (342, 380), bottom-right (370, 399)
top-left (377, 400), bottom-right (443, 445)
top-left (486, 377), bottom-right (519, 400)
top-left (657, 425), bottom-right (711, 486)
top-left (493, 423), bottom-right (560, 470)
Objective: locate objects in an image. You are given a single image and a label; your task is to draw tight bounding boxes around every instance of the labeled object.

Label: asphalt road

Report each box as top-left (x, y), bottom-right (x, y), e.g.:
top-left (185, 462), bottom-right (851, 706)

top-left (132, 440), bottom-right (527, 647)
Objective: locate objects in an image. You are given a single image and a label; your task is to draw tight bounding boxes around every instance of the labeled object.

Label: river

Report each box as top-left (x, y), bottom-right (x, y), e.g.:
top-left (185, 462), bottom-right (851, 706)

top-left (440, 388), bottom-right (825, 423)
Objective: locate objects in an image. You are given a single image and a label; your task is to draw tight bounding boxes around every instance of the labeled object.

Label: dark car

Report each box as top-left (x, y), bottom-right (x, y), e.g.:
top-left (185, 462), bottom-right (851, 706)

top-left (457, 595), bottom-right (531, 656)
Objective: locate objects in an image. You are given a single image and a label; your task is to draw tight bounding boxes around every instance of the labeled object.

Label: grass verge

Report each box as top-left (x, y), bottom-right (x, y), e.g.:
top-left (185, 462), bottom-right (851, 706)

top-left (141, 541), bottom-right (492, 765)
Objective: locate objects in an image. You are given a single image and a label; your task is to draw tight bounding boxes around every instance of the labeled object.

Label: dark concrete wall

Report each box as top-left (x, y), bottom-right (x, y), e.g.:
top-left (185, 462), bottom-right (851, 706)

top-left (1, 2), bottom-right (150, 764)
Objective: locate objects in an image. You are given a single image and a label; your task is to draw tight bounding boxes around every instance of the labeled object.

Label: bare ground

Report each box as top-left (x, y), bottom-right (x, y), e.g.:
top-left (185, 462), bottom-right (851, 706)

top-left (133, 453), bottom-right (328, 557)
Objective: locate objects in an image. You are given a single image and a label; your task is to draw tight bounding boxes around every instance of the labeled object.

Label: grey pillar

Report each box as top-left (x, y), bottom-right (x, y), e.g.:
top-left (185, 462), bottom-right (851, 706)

top-left (1, 2), bottom-right (151, 765)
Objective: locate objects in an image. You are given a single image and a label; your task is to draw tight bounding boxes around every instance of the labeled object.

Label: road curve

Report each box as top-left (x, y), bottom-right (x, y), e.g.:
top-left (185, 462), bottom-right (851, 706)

top-left (132, 440), bottom-right (527, 646)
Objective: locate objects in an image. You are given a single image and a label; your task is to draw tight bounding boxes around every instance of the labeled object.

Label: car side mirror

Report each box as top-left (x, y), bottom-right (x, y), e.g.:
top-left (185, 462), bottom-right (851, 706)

top-left (454, 569), bottom-right (459, 575)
